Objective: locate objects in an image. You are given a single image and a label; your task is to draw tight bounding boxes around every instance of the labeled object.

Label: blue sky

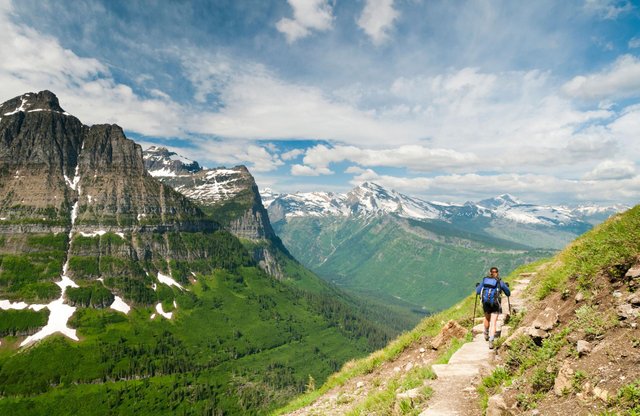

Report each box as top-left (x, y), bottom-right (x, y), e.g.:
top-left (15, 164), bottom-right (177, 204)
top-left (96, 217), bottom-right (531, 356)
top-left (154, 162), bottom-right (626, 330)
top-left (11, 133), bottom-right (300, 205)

top-left (1, 0), bottom-right (640, 205)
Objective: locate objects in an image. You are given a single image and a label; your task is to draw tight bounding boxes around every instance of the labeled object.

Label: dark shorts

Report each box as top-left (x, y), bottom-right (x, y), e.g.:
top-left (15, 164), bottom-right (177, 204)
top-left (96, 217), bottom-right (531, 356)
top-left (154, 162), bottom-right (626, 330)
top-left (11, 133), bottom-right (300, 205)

top-left (482, 301), bottom-right (501, 314)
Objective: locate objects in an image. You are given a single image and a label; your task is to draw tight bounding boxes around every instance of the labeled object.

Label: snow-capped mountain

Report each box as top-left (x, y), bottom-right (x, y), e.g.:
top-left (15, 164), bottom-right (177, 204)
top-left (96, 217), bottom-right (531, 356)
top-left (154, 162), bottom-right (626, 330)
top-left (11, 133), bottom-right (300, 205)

top-left (142, 147), bottom-right (249, 206)
top-left (265, 182), bottom-right (627, 227)
top-left (143, 146), bottom-right (202, 176)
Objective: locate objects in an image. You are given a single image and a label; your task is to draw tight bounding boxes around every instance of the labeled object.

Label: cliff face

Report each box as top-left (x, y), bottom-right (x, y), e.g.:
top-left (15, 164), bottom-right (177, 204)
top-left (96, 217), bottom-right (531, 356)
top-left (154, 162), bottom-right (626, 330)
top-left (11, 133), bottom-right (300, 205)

top-left (143, 148), bottom-right (287, 279)
top-left (0, 91), bottom-right (247, 306)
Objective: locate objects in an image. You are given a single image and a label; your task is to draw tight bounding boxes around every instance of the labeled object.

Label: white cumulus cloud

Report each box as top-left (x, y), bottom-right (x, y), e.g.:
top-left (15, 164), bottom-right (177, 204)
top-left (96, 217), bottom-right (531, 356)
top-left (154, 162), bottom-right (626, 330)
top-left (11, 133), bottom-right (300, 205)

top-left (302, 144), bottom-right (479, 172)
top-left (562, 54), bottom-right (640, 100)
top-left (276, 0), bottom-right (334, 43)
top-left (357, 0), bottom-right (400, 45)
top-left (584, 160), bottom-right (637, 180)
top-left (291, 164), bottom-right (333, 176)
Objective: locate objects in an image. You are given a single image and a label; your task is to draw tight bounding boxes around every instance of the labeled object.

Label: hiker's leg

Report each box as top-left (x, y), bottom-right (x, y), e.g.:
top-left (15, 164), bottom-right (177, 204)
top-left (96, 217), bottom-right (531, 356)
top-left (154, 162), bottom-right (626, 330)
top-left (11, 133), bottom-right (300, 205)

top-left (483, 312), bottom-right (490, 331)
top-left (489, 312), bottom-right (499, 338)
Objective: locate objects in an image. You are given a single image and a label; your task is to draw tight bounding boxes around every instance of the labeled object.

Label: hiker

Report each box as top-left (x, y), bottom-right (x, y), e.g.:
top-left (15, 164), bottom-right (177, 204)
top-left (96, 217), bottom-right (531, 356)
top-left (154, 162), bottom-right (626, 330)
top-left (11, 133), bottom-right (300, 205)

top-left (476, 267), bottom-right (510, 349)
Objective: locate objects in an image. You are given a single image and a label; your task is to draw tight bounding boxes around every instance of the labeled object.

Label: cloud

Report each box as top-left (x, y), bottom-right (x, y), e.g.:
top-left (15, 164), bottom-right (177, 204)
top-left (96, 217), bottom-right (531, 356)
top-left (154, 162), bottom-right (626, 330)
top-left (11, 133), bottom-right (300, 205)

top-left (291, 164), bottom-right (333, 176)
top-left (302, 144), bottom-right (479, 172)
top-left (584, 0), bottom-right (634, 20)
top-left (357, 0), bottom-right (400, 45)
top-left (0, 6), bottom-right (186, 137)
top-left (630, 37), bottom-right (640, 49)
top-left (563, 55), bottom-right (640, 100)
top-left (281, 148), bottom-right (305, 160)
top-left (173, 138), bottom-right (284, 173)
top-left (347, 168), bottom-right (640, 204)
top-left (276, 0), bottom-right (334, 43)
top-left (584, 160), bottom-right (636, 180)
top-left (182, 56), bottom-right (421, 144)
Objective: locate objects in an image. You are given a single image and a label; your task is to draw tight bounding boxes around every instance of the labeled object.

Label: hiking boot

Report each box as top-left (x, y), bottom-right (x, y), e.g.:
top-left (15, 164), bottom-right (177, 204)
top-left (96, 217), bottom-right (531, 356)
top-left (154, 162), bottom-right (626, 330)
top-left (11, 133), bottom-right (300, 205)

top-left (484, 330), bottom-right (489, 341)
top-left (488, 338), bottom-right (495, 349)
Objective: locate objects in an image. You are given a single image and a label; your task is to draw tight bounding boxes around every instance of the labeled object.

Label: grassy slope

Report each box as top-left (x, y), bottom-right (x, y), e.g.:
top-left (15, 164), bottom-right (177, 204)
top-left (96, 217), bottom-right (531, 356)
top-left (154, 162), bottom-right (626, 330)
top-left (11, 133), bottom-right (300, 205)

top-left (274, 215), bottom-right (551, 314)
top-left (476, 205), bottom-right (640, 414)
top-left (0, 266), bottom-right (380, 415)
top-left (272, 258), bottom-right (540, 415)
top-left (274, 205), bottom-right (640, 415)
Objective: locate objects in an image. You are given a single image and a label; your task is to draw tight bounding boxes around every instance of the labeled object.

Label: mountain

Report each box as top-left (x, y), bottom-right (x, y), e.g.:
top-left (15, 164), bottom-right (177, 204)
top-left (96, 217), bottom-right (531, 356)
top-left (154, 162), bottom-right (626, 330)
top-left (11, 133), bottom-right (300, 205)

top-left (0, 91), bottom-right (394, 415)
top-left (277, 204), bottom-right (640, 415)
top-left (265, 183), bottom-right (625, 317)
top-left (143, 147), bottom-right (287, 279)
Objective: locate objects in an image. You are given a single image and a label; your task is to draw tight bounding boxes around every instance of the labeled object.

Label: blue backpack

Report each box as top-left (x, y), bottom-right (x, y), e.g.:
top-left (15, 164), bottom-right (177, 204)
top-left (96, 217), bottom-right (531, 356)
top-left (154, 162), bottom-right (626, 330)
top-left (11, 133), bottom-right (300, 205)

top-left (481, 277), bottom-right (501, 306)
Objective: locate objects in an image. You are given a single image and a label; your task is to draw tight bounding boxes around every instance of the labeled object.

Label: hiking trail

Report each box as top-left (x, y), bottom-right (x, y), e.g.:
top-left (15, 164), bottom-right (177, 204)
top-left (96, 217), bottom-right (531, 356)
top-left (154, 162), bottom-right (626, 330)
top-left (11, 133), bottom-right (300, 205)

top-left (418, 274), bottom-right (531, 415)
top-left (282, 274), bottom-right (532, 416)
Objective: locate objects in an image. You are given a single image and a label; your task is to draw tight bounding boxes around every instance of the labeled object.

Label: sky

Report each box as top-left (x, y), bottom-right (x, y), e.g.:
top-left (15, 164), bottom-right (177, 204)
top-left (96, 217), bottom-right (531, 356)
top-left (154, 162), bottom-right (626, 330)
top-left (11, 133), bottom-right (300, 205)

top-left (1, 0), bottom-right (640, 205)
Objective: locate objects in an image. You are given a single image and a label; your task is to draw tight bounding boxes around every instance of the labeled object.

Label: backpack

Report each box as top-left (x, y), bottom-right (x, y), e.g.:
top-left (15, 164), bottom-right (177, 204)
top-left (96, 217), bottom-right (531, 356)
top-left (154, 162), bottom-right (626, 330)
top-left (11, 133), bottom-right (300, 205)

top-left (481, 277), bottom-right (501, 306)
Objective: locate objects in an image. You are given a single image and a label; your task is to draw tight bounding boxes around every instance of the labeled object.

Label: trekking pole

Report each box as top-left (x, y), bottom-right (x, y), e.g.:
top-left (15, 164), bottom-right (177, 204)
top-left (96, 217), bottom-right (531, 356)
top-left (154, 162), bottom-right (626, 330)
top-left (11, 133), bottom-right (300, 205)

top-left (471, 283), bottom-right (479, 331)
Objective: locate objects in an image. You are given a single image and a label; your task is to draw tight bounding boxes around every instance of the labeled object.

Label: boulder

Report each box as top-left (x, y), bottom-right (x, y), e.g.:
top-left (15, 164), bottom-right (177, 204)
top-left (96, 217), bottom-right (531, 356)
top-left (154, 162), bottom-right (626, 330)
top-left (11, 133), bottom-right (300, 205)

top-left (577, 340), bottom-right (592, 356)
top-left (617, 304), bottom-right (639, 320)
top-left (625, 264), bottom-right (640, 279)
top-left (554, 364), bottom-right (574, 396)
top-left (503, 327), bottom-right (528, 348)
top-left (575, 292), bottom-right (584, 303)
top-left (526, 327), bottom-right (550, 343)
top-left (593, 386), bottom-right (610, 402)
top-left (430, 320), bottom-right (468, 350)
top-left (532, 307), bottom-right (559, 331)
top-left (486, 394), bottom-right (515, 416)
top-left (628, 292), bottom-right (640, 306)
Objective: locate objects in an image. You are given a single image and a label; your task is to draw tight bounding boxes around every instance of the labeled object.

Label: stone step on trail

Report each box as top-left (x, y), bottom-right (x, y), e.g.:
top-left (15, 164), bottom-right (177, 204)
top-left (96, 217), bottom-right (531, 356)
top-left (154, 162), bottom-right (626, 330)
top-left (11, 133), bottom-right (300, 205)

top-left (419, 276), bottom-right (532, 415)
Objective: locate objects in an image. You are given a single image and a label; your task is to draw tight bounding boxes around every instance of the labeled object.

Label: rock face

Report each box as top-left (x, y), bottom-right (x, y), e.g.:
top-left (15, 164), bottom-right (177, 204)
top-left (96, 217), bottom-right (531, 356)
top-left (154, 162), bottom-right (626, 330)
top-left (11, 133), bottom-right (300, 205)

top-left (0, 91), bottom-right (250, 306)
top-left (1, 92), bottom-right (209, 230)
top-left (143, 147), bottom-right (287, 279)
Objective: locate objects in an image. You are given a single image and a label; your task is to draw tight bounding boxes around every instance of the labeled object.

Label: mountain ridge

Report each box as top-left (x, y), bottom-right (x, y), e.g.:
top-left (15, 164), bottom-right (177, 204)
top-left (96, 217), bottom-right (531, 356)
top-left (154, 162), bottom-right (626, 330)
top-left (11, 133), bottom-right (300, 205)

top-left (0, 91), bottom-right (395, 415)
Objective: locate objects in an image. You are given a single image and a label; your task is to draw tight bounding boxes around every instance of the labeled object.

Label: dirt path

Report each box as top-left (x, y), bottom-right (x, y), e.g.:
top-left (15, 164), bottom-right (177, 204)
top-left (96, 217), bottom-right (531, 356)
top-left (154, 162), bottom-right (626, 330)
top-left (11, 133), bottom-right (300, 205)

top-left (417, 275), bottom-right (531, 415)
top-left (282, 275), bottom-right (532, 416)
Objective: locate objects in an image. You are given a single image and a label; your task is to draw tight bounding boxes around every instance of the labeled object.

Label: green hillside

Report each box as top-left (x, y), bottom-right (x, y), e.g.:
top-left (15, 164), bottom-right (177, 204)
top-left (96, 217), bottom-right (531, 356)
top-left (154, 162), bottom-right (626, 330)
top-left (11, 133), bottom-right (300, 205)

top-left (276, 205), bottom-right (640, 415)
top-left (0, 260), bottom-right (390, 415)
top-left (273, 215), bottom-right (552, 315)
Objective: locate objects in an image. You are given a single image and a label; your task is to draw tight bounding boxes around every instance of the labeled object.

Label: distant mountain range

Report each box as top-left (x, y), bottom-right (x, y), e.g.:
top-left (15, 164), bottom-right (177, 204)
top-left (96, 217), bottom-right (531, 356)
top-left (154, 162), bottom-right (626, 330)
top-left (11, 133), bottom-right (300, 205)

top-left (261, 182), bottom-right (627, 316)
top-left (263, 182), bottom-right (625, 232)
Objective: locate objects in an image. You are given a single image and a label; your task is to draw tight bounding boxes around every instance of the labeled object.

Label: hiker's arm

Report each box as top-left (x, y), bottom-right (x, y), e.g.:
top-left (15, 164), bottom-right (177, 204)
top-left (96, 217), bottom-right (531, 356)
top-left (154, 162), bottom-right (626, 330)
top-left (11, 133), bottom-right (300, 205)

top-left (475, 280), bottom-right (482, 294)
top-left (501, 281), bottom-right (511, 296)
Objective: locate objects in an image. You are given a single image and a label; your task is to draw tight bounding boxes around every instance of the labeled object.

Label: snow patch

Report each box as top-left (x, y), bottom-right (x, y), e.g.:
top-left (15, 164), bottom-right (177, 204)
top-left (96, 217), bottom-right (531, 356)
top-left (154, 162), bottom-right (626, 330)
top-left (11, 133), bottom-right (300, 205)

top-left (0, 300), bottom-right (29, 310)
top-left (80, 230), bottom-right (107, 237)
top-left (70, 201), bottom-right (79, 226)
top-left (110, 296), bottom-right (130, 314)
top-left (157, 272), bottom-right (184, 290)
top-left (155, 303), bottom-right (173, 319)
top-left (149, 168), bottom-right (177, 177)
top-left (64, 166), bottom-right (81, 191)
top-left (4, 97), bottom-right (27, 116)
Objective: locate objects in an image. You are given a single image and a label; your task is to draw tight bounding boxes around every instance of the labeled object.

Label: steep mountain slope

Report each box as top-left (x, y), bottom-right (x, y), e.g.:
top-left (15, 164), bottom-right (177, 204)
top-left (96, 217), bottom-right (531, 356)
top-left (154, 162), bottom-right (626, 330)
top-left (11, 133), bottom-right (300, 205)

top-left (268, 183), bottom-right (601, 316)
top-left (0, 91), bottom-right (392, 415)
top-left (142, 147), bottom-right (420, 332)
top-left (276, 205), bottom-right (640, 415)
top-left (143, 146), bottom-right (286, 279)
